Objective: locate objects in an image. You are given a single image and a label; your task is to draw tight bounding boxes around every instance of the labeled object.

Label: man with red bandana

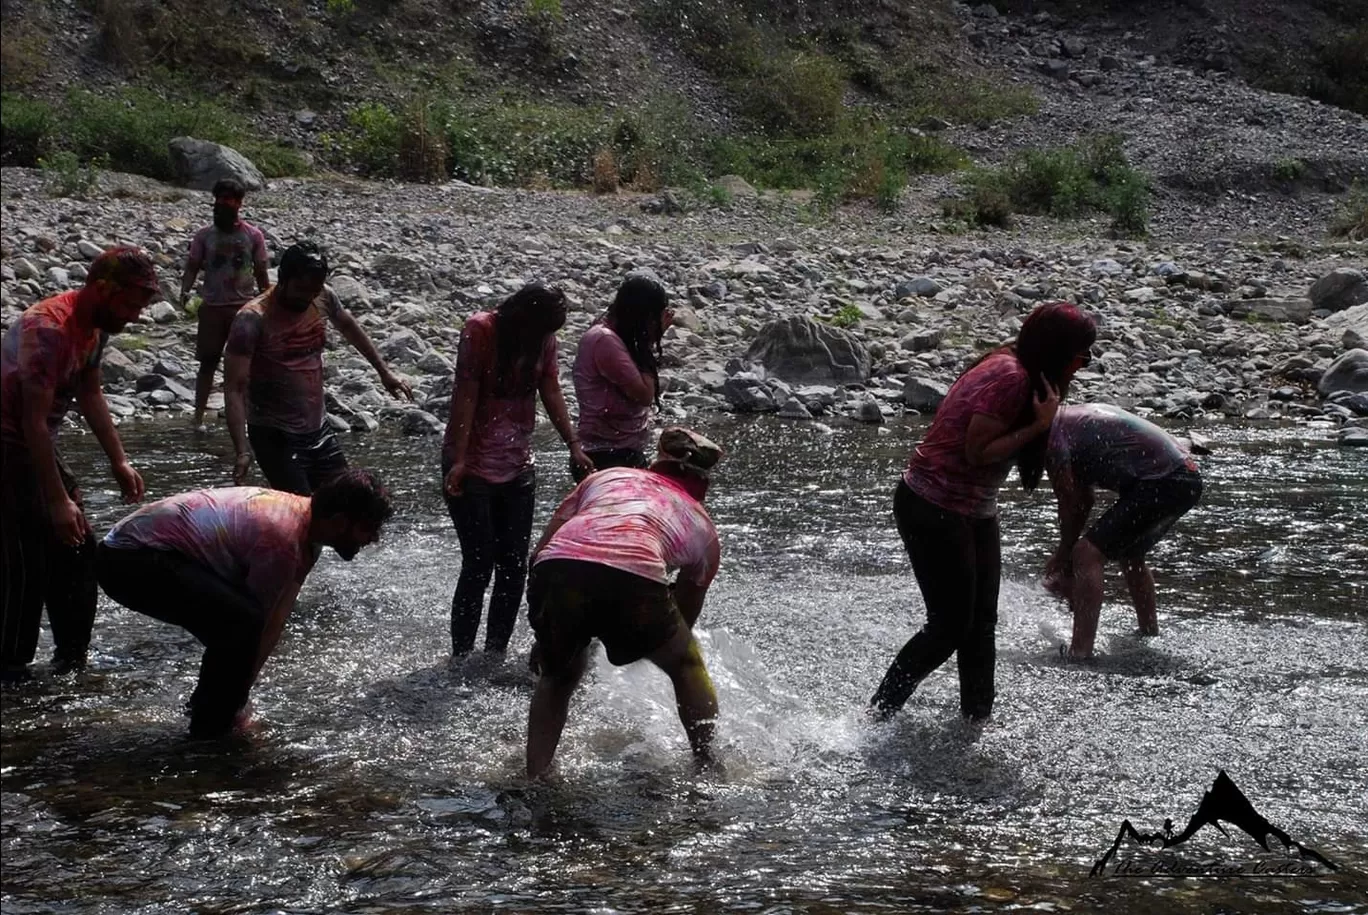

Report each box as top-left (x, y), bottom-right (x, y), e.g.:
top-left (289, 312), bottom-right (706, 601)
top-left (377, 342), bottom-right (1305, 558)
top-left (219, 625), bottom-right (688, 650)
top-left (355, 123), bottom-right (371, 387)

top-left (179, 178), bottom-right (271, 431)
top-left (1, 247), bottom-right (159, 682)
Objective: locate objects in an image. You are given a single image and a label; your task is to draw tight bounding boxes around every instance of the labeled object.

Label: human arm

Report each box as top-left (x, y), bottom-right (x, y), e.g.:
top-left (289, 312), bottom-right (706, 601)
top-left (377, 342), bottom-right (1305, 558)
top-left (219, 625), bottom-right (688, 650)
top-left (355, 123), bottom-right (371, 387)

top-left (250, 577), bottom-right (305, 682)
top-left (75, 362), bottom-right (143, 503)
top-left (180, 235), bottom-right (203, 307)
top-left (538, 353), bottom-right (592, 475)
top-left (1044, 461), bottom-right (1092, 596)
top-left (963, 377), bottom-right (1059, 467)
top-left (594, 331), bottom-right (657, 405)
top-left (20, 382), bottom-right (90, 547)
top-left (223, 312), bottom-right (259, 484)
top-left (674, 535), bottom-right (720, 628)
top-left (330, 301), bottom-right (412, 401)
top-left (252, 231), bottom-right (271, 294)
top-left (530, 488), bottom-right (584, 562)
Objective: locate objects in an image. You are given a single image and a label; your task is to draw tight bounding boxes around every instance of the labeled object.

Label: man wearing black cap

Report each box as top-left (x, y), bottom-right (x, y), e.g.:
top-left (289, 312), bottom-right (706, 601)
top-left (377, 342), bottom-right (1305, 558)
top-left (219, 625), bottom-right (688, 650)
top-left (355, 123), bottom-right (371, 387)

top-left (1, 246), bottom-right (159, 680)
top-left (223, 241), bottom-right (414, 495)
top-left (524, 427), bottom-right (725, 778)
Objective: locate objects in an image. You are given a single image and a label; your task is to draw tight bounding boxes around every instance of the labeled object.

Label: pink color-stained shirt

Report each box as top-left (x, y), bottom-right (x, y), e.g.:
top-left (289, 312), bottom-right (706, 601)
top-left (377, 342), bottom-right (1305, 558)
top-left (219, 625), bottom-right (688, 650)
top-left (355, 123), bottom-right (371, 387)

top-left (104, 487), bottom-right (317, 608)
top-left (535, 467), bottom-right (721, 587)
top-left (443, 310), bottom-right (558, 484)
top-left (903, 351), bottom-right (1031, 519)
top-left (0, 291), bottom-right (107, 447)
top-left (1047, 403), bottom-right (1195, 493)
top-left (573, 323), bottom-right (652, 452)
top-left (188, 221), bottom-right (268, 308)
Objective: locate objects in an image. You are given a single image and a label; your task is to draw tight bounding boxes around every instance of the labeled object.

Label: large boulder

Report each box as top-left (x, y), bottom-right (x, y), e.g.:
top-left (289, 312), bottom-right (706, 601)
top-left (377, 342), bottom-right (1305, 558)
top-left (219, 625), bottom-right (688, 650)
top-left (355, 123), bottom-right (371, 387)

top-left (744, 316), bottom-right (870, 385)
top-left (903, 376), bottom-right (949, 413)
top-left (1322, 303), bottom-right (1368, 350)
top-left (1318, 348), bottom-right (1368, 397)
top-left (1227, 297), bottom-right (1313, 324)
top-left (1309, 268), bottom-right (1368, 313)
top-left (168, 137), bottom-right (265, 191)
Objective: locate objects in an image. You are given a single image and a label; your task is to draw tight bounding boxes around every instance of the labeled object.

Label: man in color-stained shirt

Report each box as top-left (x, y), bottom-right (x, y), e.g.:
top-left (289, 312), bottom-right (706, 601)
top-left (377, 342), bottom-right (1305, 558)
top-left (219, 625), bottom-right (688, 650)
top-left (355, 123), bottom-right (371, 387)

top-left (224, 241), bottom-right (413, 495)
top-left (179, 178), bottom-right (271, 431)
top-left (1043, 403), bottom-right (1203, 660)
top-left (0, 247), bottom-right (159, 682)
top-left (524, 427), bottom-right (725, 778)
top-left (96, 469), bottom-right (393, 737)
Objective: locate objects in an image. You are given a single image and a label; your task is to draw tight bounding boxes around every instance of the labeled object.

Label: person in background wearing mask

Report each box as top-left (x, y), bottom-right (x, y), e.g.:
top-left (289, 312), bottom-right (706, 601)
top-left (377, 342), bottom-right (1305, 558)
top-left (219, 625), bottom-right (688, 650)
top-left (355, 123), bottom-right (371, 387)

top-left (224, 241), bottom-right (413, 495)
top-left (1, 247), bottom-right (159, 682)
top-left (96, 469), bottom-right (394, 738)
top-left (570, 270), bottom-right (672, 481)
top-left (442, 283), bottom-right (591, 659)
top-left (179, 178), bottom-right (271, 432)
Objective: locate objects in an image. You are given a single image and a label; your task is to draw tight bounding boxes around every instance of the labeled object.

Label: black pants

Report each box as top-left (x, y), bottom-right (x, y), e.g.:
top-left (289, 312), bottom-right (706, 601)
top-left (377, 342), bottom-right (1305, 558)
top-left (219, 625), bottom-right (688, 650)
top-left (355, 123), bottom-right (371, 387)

top-left (96, 543), bottom-right (266, 737)
top-left (443, 465), bottom-right (537, 654)
top-left (248, 424), bottom-right (348, 496)
top-left (871, 481), bottom-right (1001, 720)
top-left (570, 447), bottom-right (648, 484)
top-left (0, 445), bottom-right (97, 677)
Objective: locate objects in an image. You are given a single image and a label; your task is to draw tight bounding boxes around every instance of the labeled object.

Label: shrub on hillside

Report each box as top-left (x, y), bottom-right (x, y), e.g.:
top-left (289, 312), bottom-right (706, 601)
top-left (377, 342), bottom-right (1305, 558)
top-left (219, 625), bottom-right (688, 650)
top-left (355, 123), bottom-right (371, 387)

top-left (1, 93), bottom-right (54, 166)
top-left (1329, 182), bottom-right (1368, 241)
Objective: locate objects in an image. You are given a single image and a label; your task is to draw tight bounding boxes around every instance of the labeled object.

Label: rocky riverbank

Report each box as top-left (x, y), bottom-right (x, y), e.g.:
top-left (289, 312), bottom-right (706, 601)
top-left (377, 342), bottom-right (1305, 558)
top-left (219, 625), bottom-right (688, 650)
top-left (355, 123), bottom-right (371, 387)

top-left (2, 166), bottom-right (1366, 448)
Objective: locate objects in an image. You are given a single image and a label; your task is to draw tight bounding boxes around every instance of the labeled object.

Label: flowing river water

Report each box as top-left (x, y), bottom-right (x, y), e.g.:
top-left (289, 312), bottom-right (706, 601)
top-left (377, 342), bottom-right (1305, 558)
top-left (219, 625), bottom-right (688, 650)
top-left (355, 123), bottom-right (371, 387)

top-left (2, 417), bottom-right (1365, 914)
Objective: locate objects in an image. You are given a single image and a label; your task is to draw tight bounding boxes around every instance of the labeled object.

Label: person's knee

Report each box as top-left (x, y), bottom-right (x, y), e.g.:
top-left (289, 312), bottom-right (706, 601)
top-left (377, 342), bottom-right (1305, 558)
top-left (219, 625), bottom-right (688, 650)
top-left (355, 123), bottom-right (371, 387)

top-left (1072, 538), bottom-right (1105, 570)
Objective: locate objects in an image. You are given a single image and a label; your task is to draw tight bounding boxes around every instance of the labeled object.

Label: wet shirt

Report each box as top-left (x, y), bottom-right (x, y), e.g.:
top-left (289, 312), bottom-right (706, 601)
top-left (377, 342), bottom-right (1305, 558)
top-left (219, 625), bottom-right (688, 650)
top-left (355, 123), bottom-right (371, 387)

top-left (0, 291), bottom-right (107, 447)
top-left (573, 322), bottom-right (652, 452)
top-left (104, 487), bottom-right (316, 608)
top-left (443, 310), bottom-right (557, 484)
top-left (226, 286), bottom-right (344, 434)
top-left (1047, 403), bottom-right (1194, 493)
top-left (188, 221), bottom-right (268, 308)
top-left (535, 468), bottom-right (721, 587)
top-left (904, 351), bottom-right (1030, 519)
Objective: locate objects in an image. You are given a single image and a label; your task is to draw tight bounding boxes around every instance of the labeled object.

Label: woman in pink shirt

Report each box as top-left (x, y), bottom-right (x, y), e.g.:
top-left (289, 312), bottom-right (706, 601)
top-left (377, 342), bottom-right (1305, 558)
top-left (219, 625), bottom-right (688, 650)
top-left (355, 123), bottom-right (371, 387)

top-left (869, 302), bottom-right (1097, 723)
top-left (571, 271), bottom-right (672, 481)
top-left (442, 284), bottom-right (592, 657)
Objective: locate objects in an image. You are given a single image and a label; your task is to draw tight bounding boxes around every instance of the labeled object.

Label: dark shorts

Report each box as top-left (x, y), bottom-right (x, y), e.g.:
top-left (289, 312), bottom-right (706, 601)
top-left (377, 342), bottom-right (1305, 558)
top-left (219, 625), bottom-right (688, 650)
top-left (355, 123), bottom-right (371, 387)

top-left (248, 424), bottom-right (348, 495)
top-left (527, 558), bottom-right (682, 674)
top-left (196, 303), bottom-right (247, 364)
top-left (1086, 467), bottom-right (1203, 561)
top-left (570, 447), bottom-right (649, 483)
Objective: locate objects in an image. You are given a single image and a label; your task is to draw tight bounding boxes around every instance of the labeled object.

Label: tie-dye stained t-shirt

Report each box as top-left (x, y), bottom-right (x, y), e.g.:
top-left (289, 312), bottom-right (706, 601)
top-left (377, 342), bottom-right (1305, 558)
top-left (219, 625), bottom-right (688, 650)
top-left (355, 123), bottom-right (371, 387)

top-left (104, 487), bottom-right (316, 607)
top-left (573, 322), bottom-right (652, 452)
top-left (188, 221), bottom-right (268, 308)
top-left (226, 286), bottom-right (344, 434)
top-left (1047, 403), bottom-right (1195, 493)
top-left (0, 291), bottom-right (107, 446)
top-left (535, 467), bottom-right (721, 587)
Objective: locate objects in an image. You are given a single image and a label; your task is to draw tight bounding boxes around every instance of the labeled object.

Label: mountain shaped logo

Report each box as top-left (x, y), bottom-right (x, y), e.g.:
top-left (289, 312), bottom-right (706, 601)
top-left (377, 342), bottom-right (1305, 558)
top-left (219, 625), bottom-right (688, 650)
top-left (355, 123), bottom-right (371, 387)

top-left (1091, 770), bottom-right (1338, 877)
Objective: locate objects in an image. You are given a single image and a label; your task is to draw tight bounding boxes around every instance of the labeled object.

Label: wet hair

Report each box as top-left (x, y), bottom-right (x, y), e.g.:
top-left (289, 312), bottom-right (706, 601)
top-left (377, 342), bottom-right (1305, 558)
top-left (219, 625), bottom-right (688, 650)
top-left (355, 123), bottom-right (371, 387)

top-left (1011, 301), bottom-right (1097, 490)
top-left (212, 178), bottom-right (247, 201)
top-left (311, 468), bottom-right (394, 529)
top-left (606, 273), bottom-right (669, 409)
top-left (649, 459), bottom-right (710, 502)
top-left (493, 283), bottom-right (567, 397)
top-left (278, 241), bottom-right (330, 287)
top-left (86, 245), bottom-right (160, 291)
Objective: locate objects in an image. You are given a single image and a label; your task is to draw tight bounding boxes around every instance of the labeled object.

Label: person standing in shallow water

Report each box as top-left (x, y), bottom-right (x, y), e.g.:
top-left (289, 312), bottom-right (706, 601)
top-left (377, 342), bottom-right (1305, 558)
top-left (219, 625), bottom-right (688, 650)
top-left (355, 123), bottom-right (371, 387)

top-left (525, 428), bottom-right (724, 778)
top-left (442, 284), bottom-right (592, 658)
top-left (224, 241), bottom-right (412, 495)
top-left (1041, 403), bottom-right (1203, 660)
top-left (179, 178), bottom-right (271, 432)
top-left (570, 271), bottom-right (672, 481)
top-left (869, 301), bottom-right (1097, 723)
top-left (0, 247), bottom-right (159, 682)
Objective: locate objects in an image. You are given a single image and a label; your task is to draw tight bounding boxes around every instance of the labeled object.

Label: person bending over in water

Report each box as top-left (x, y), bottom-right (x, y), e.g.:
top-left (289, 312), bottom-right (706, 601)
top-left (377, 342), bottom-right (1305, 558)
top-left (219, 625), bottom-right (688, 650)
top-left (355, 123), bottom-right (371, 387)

top-left (870, 301), bottom-right (1096, 724)
top-left (571, 269), bottom-right (672, 481)
top-left (442, 283), bottom-right (591, 658)
top-left (96, 469), bottom-right (393, 738)
top-left (524, 428), bottom-right (724, 779)
top-left (1042, 404), bottom-right (1203, 660)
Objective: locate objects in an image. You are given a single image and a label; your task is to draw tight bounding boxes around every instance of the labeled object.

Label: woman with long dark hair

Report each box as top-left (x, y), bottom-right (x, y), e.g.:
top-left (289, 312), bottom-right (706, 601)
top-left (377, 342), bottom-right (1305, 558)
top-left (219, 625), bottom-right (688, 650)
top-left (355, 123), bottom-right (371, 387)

top-left (870, 301), bottom-right (1097, 723)
top-left (442, 284), bottom-right (592, 657)
top-left (570, 271), bottom-right (672, 481)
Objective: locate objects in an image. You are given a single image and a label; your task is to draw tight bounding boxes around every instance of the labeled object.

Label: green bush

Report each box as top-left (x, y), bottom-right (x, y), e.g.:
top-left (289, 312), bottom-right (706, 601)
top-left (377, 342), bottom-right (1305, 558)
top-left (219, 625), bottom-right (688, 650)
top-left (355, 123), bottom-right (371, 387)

top-left (942, 179), bottom-right (1014, 229)
top-left (1273, 157), bottom-right (1306, 182)
top-left (0, 92), bottom-right (54, 165)
top-left (881, 61), bottom-right (1039, 125)
top-left (441, 98), bottom-right (607, 186)
top-left (1329, 181), bottom-right (1368, 241)
top-left (823, 303), bottom-right (864, 328)
top-left (39, 150), bottom-right (104, 197)
top-left (322, 102), bottom-right (403, 177)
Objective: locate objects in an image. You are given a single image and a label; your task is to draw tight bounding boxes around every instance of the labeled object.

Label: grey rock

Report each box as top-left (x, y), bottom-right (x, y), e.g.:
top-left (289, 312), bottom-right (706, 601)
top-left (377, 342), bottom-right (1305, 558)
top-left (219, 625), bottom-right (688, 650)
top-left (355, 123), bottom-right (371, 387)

top-left (722, 373), bottom-right (778, 412)
top-left (134, 373), bottom-right (167, 393)
top-left (350, 410), bottom-right (380, 433)
top-left (1061, 37), bottom-right (1088, 59)
top-left (296, 109), bottom-right (317, 127)
top-left (77, 240), bottom-right (104, 260)
top-left (903, 328), bottom-right (943, 353)
top-left (325, 413), bottom-right (352, 433)
top-left (147, 302), bottom-right (178, 324)
top-left (777, 396), bottom-right (813, 420)
top-left (903, 376), bottom-right (949, 413)
top-left (101, 346), bottom-right (139, 385)
top-left (145, 389), bottom-right (177, 406)
top-left (416, 350), bottom-right (454, 375)
top-left (895, 276), bottom-right (944, 298)
top-left (1227, 297), bottom-right (1312, 324)
top-left (167, 137), bottom-right (265, 191)
top-left (401, 409), bottom-right (444, 436)
top-left (12, 258), bottom-right (40, 280)
top-left (1309, 268), bottom-right (1368, 313)
top-left (1338, 428), bottom-right (1368, 447)
top-left (715, 175), bottom-right (758, 198)
top-left (379, 328), bottom-right (428, 363)
top-left (45, 267), bottom-right (70, 287)
top-left (1099, 54), bottom-right (1123, 71)
top-left (745, 316), bottom-right (871, 385)
top-left (329, 275), bottom-right (372, 312)
top-left (1090, 258), bottom-right (1125, 277)
top-left (856, 397), bottom-right (885, 424)
top-left (1318, 349), bottom-right (1368, 396)
top-left (162, 377), bottom-right (195, 401)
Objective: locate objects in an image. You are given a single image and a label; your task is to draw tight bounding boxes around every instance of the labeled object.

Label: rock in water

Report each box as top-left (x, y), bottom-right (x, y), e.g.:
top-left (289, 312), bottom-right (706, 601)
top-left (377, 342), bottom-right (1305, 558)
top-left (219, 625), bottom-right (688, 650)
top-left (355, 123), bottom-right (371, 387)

top-left (745, 316), bottom-right (871, 385)
top-left (903, 377), bottom-right (949, 413)
top-left (1318, 349), bottom-right (1368, 397)
top-left (168, 137), bottom-right (265, 191)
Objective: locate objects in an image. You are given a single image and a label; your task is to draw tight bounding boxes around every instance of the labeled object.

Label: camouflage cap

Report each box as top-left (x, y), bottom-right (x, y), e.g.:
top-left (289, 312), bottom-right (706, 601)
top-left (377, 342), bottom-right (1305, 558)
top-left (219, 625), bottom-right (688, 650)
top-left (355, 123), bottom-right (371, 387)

top-left (656, 427), bottom-right (725, 476)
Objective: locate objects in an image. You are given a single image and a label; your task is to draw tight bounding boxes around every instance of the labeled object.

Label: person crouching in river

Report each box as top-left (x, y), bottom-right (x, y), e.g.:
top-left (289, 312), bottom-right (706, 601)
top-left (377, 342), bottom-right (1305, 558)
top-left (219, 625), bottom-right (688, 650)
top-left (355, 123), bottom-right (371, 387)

top-left (96, 470), bottom-right (393, 738)
top-left (1041, 404), bottom-right (1203, 660)
top-left (869, 301), bottom-right (1097, 724)
top-left (525, 428), bottom-right (724, 778)
top-left (442, 284), bottom-right (593, 658)
top-left (570, 270), bottom-right (672, 481)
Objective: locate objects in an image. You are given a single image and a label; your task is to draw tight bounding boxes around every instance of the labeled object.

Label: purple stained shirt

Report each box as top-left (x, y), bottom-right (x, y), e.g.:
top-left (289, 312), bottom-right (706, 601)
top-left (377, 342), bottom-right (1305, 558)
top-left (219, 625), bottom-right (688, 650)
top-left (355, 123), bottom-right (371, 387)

top-left (0, 291), bottom-right (107, 447)
top-left (1047, 403), bottom-right (1195, 493)
top-left (573, 322), bottom-right (652, 452)
top-left (188, 221), bottom-right (268, 308)
top-left (442, 310), bottom-right (558, 484)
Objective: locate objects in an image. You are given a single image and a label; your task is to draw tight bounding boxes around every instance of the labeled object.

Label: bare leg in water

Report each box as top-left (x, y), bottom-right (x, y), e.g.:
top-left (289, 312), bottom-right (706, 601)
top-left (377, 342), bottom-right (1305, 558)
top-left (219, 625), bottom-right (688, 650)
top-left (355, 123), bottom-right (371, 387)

top-left (1121, 557), bottom-right (1159, 636)
top-left (1068, 538), bottom-right (1106, 659)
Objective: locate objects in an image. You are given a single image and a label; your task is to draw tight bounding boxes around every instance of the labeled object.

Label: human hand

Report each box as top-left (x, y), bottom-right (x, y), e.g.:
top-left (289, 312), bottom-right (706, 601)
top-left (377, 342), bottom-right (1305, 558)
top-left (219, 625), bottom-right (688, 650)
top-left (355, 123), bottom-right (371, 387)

top-left (50, 496), bottom-right (92, 548)
top-left (1033, 377), bottom-right (1060, 431)
top-left (444, 461), bottom-right (466, 497)
top-left (381, 370), bottom-right (414, 401)
top-left (233, 451), bottom-right (253, 486)
top-left (111, 460), bottom-right (145, 504)
top-left (568, 442), bottom-right (594, 477)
